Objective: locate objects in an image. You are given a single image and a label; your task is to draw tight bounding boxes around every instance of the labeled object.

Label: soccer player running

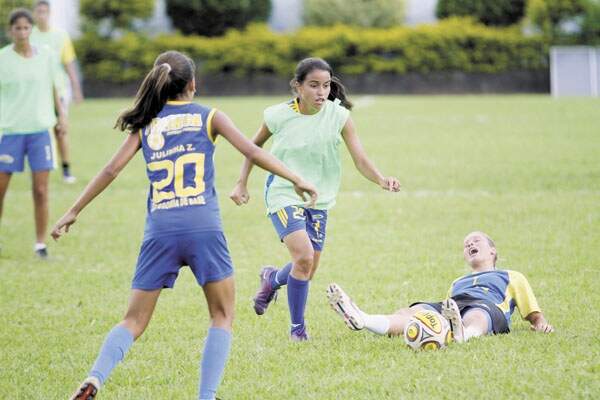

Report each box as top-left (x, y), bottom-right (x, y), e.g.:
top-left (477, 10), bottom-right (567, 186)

top-left (230, 57), bottom-right (401, 341)
top-left (51, 51), bottom-right (317, 400)
top-left (327, 231), bottom-right (554, 342)
top-left (32, 0), bottom-right (84, 183)
top-left (0, 9), bottom-right (66, 259)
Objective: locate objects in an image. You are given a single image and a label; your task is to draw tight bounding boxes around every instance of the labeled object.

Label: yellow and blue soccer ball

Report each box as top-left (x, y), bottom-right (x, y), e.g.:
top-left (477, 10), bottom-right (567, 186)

top-left (404, 310), bottom-right (452, 351)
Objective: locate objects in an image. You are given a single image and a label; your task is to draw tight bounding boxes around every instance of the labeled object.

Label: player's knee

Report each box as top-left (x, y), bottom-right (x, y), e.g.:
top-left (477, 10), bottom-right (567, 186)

top-left (32, 184), bottom-right (48, 201)
top-left (294, 251), bottom-right (314, 274)
top-left (122, 314), bottom-right (152, 339)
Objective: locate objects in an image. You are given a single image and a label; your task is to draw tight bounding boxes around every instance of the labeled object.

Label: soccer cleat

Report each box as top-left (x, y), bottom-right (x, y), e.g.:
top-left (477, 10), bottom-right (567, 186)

top-left (290, 325), bottom-right (309, 342)
top-left (326, 283), bottom-right (365, 331)
top-left (34, 247), bottom-right (48, 260)
top-left (442, 298), bottom-right (465, 343)
top-left (63, 174), bottom-right (77, 184)
top-left (69, 376), bottom-right (100, 400)
top-left (252, 266), bottom-right (279, 315)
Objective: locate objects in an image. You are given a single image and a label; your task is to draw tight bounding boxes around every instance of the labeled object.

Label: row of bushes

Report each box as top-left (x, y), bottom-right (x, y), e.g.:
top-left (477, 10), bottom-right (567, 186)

top-left (76, 18), bottom-right (549, 83)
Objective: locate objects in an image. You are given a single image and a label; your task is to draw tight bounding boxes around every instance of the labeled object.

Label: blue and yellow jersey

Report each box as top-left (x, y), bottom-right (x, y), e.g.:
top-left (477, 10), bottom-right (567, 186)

top-left (448, 269), bottom-right (541, 326)
top-left (140, 101), bottom-right (221, 239)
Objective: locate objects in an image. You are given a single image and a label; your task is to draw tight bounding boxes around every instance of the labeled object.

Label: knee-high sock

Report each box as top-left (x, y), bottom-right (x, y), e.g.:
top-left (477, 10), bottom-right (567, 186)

top-left (199, 327), bottom-right (232, 400)
top-left (287, 275), bottom-right (309, 332)
top-left (270, 262), bottom-right (292, 290)
top-left (89, 325), bottom-right (134, 385)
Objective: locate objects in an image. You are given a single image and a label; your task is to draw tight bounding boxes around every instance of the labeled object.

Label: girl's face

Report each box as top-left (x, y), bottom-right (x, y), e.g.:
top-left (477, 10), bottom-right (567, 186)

top-left (296, 69), bottom-right (331, 112)
top-left (10, 17), bottom-right (33, 43)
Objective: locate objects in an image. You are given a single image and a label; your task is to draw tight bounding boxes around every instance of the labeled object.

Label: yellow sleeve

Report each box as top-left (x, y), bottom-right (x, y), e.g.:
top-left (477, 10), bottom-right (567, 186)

top-left (508, 270), bottom-right (541, 319)
top-left (61, 34), bottom-right (76, 64)
top-left (207, 108), bottom-right (218, 144)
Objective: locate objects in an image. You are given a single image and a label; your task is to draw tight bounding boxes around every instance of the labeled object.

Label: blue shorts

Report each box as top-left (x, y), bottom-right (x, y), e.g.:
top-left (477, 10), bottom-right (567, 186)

top-left (132, 231), bottom-right (234, 290)
top-left (0, 131), bottom-right (55, 173)
top-left (269, 206), bottom-right (328, 251)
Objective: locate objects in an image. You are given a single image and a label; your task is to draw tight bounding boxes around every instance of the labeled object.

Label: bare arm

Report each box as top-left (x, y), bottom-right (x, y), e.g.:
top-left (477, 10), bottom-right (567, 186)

top-left (51, 133), bottom-right (141, 239)
top-left (65, 61), bottom-right (84, 103)
top-left (342, 117), bottom-right (401, 192)
top-left (229, 123), bottom-right (272, 205)
top-left (525, 311), bottom-right (554, 333)
top-left (212, 111), bottom-right (317, 206)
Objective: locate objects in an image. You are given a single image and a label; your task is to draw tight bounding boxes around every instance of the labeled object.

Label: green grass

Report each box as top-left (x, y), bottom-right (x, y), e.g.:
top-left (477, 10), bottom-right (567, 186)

top-left (1, 96), bottom-right (599, 399)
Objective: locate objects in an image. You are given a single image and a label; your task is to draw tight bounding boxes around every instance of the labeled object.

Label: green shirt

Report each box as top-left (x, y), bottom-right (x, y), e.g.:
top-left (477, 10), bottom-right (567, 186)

top-left (30, 26), bottom-right (75, 96)
top-left (0, 44), bottom-right (60, 134)
top-left (264, 99), bottom-right (350, 213)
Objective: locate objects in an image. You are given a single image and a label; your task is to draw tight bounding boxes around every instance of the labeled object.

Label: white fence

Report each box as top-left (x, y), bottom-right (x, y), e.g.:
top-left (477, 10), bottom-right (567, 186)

top-left (550, 46), bottom-right (600, 97)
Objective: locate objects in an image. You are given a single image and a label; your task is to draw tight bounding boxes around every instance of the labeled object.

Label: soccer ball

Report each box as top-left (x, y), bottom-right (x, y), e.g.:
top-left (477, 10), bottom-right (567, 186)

top-left (404, 310), bottom-right (452, 351)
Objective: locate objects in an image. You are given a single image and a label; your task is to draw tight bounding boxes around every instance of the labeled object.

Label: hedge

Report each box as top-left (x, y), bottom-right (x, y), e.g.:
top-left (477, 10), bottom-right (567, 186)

top-left (76, 18), bottom-right (548, 83)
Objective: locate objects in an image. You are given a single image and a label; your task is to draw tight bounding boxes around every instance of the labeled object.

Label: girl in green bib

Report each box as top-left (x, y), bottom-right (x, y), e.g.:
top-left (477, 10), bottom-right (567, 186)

top-left (230, 58), bottom-right (401, 340)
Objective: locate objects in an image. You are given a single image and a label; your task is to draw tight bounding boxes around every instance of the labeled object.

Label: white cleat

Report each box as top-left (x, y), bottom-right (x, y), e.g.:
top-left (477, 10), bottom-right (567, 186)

top-left (326, 283), bottom-right (365, 331)
top-left (69, 376), bottom-right (100, 400)
top-left (442, 298), bottom-right (465, 343)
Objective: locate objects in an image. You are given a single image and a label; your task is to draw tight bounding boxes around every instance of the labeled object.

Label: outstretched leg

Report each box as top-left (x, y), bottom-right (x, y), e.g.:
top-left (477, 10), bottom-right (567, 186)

top-left (327, 283), bottom-right (430, 336)
top-left (70, 289), bottom-right (161, 400)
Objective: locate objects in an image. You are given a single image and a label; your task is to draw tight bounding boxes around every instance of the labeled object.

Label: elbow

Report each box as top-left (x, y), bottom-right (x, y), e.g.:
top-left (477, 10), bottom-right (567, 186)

top-left (246, 146), bottom-right (261, 163)
top-left (102, 165), bottom-right (120, 179)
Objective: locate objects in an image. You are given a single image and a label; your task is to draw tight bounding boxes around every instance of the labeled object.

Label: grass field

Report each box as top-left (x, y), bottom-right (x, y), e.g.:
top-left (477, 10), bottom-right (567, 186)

top-left (1, 95), bottom-right (599, 399)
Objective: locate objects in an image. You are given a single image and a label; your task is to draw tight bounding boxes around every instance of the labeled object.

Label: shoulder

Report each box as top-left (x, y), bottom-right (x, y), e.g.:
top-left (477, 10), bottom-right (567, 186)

top-left (0, 45), bottom-right (11, 58)
top-left (264, 101), bottom-right (292, 117)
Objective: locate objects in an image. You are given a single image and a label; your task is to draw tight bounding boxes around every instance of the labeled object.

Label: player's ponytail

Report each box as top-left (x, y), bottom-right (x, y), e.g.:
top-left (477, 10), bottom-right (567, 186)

top-left (291, 57), bottom-right (353, 110)
top-left (116, 51), bottom-right (195, 133)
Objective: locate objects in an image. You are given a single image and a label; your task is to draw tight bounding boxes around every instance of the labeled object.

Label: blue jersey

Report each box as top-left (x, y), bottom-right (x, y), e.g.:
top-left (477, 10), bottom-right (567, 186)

top-left (448, 269), bottom-right (541, 326)
top-left (140, 101), bottom-right (221, 239)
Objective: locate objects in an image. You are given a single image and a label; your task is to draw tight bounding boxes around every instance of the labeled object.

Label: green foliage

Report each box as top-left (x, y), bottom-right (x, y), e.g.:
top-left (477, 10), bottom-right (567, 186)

top-left (75, 19), bottom-right (548, 83)
top-left (0, 0), bottom-right (30, 46)
top-left (165, 0), bottom-right (271, 37)
top-left (581, 0), bottom-right (600, 44)
top-left (436, 0), bottom-right (526, 26)
top-left (526, 0), bottom-right (586, 40)
top-left (303, 0), bottom-right (404, 28)
top-left (80, 0), bottom-right (154, 34)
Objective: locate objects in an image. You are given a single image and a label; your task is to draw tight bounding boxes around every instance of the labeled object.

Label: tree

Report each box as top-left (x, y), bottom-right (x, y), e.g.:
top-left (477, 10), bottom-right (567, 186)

top-left (437, 0), bottom-right (526, 26)
top-left (80, 0), bottom-right (154, 36)
top-left (165, 0), bottom-right (271, 37)
top-left (303, 0), bottom-right (405, 28)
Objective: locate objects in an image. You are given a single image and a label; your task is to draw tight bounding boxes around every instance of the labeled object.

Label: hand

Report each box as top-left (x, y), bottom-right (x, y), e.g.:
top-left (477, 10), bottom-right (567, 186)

top-left (531, 321), bottom-right (554, 333)
top-left (73, 90), bottom-right (84, 104)
top-left (230, 182), bottom-right (250, 206)
top-left (51, 210), bottom-right (78, 240)
top-left (55, 115), bottom-right (68, 137)
top-left (380, 176), bottom-right (401, 192)
top-left (293, 179), bottom-right (318, 208)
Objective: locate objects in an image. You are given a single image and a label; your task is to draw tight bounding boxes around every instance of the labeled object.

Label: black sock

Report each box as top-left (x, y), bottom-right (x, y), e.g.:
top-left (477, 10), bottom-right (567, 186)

top-left (62, 162), bottom-right (70, 175)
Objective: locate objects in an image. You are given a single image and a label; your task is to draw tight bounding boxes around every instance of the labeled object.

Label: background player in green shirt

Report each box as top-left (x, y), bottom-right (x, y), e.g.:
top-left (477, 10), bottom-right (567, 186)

top-left (230, 58), bottom-right (401, 340)
top-left (32, 0), bottom-right (83, 183)
top-left (0, 8), bottom-right (66, 258)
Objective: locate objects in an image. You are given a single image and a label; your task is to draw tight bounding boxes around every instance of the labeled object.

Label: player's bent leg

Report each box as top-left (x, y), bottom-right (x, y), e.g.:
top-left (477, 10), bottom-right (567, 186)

top-left (283, 230), bottom-right (313, 341)
top-left (326, 283), bottom-right (365, 331)
top-left (201, 276), bottom-right (234, 400)
top-left (120, 288), bottom-right (162, 339)
top-left (462, 308), bottom-right (492, 341)
top-left (253, 265), bottom-right (279, 316)
top-left (442, 298), bottom-right (465, 343)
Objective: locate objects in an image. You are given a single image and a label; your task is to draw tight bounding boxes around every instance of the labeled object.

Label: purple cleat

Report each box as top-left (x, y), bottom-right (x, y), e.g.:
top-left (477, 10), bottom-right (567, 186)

top-left (290, 325), bottom-right (309, 342)
top-left (253, 266), bottom-right (279, 315)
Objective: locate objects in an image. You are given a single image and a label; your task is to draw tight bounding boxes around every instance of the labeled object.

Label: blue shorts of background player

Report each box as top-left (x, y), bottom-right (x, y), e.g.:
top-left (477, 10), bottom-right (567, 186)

top-left (269, 205), bottom-right (328, 252)
top-left (0, 131), bottom-right (55, 173)
top-left (132, 231), bottom-right (234, 290)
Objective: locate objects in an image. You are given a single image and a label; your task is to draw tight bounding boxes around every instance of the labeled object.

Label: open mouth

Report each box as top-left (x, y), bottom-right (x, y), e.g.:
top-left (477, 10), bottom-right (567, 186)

top-left (469, 248), bottom-right (479, 256)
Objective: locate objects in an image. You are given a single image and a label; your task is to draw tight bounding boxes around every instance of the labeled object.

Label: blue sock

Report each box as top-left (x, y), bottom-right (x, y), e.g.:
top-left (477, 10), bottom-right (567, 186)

top-left (270, 262), bottom-right (292, 290)
top-left (89, 325), bottom-right (134, 385)
top-left (199, 327), bottom-right (232, 400)
top-left (287, 275), bottom-right (309, 332)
